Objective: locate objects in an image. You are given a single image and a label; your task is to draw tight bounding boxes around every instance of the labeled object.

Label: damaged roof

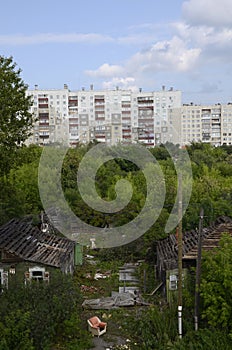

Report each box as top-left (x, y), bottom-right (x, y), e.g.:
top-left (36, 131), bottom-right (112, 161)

top-left (157, 216), bottom-right (232, 271)
top-left (0, 217), bottom-right (75, 268)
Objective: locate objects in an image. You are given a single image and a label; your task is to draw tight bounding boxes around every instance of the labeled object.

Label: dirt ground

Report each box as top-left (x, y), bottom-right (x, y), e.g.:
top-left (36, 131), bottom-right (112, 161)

top-left (90, 334), bottom-right (127, 350)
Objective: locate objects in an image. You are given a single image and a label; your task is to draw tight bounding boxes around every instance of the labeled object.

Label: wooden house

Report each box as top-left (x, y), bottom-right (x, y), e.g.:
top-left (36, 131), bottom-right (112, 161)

top-left (0, 216), bottom-right (83, 287)
top-left (156, 216), bottom-right (232, 299)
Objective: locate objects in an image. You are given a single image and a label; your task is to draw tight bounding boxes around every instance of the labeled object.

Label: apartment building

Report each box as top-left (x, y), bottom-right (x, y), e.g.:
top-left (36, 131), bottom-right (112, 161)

top-left (26, 85), bottom-right (182, 147)
top-left (169, 103), bottom-right (232, 147)
top-left (26, 85), bottom-right (232, 147)
top-left (221, 104), bottom-right (232, 145)
top-left (26, 84), bottom-right (69, 145)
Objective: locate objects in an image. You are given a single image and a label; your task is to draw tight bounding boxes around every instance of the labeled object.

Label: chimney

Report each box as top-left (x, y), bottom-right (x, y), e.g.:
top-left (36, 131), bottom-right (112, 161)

top-left (64, 84), bottom-right (68, 89)
top-left (139, 87), bottom-right (142, 93)
top-left (90, 84), bottom-right (94, 90)
top-left (35, 84), bottom-right (38, 90)
top-left (162, 85), bottom-right (165, 91)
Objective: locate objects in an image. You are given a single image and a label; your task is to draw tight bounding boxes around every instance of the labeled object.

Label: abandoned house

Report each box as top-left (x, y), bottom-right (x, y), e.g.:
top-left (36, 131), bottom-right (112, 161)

top-left (156, 216), bottom-right (232, 301)
top-left (0, 216), bottom-right (83, 288)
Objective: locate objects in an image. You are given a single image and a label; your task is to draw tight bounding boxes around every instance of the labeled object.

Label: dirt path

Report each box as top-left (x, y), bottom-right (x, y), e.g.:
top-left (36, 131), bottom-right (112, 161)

top-left (89, 334), bottom-right (127, 350)
top-left (89, 336), bottom-right (112, 350)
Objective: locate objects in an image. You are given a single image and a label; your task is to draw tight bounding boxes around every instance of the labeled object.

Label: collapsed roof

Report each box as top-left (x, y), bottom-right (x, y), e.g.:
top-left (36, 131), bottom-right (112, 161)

top-left (157, 216), bottom-right (232, 272)
top-left (0, 217), bottom-right (75, 268)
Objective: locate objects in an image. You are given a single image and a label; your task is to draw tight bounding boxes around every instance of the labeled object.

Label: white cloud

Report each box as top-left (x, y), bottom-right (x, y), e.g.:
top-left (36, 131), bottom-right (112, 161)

top-left (102, 77), bottom-right (138, 91)
top-left (173, 22), bottom-right (232, 63)
top-left (0, 31), bottom-right (160, 48)
top-left (0, 32), bottom-right (113, 45)
top-left (85, 63), bottom-right (124, 78)
top-left (182, 0), bottom-right (232, 27)
top-left (126, 36), bottom-right (201, 74)
top-left (83, 35), bottom-right (201, 92)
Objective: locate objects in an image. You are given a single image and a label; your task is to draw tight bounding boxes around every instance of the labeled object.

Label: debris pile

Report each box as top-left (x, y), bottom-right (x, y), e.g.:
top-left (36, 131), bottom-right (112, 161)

top-left (82, 291), bottom-right (149, 310)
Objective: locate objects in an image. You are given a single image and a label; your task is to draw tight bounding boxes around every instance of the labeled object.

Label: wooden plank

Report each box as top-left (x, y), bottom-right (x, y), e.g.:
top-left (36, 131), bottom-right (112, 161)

top-left (0, 217), bottom-right (76, 268)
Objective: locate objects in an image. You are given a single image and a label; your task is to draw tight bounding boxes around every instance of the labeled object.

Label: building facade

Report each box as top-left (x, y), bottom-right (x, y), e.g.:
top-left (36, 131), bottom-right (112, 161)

top-left (26, 85), bottom-right (232, 147)
top-left (26, 84), bottom-right (70, 145)
top-left (169, 103), bottom-right (232, 146)
top-left (27, 85), bottom-right (182, 147)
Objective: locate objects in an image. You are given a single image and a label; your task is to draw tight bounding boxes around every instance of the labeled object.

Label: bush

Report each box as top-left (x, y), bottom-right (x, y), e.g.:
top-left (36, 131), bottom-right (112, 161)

top-left (172, 328), bottom-right (232, 350)
top-left (0, 270), bottom-right (91, 350)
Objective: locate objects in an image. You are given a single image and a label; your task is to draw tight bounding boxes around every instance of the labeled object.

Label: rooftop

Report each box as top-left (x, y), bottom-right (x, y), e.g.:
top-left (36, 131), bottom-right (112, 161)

top-left (0, 217), bottom-right (75, 268)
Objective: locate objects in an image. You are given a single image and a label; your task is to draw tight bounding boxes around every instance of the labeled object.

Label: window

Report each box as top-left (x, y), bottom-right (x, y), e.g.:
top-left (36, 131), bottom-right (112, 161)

top-left (0, 269), bottom-right (8, 290)
top-left (32, 270), bottom-right (43, 281)
top-left (25, 266), bottom-right (49, 283)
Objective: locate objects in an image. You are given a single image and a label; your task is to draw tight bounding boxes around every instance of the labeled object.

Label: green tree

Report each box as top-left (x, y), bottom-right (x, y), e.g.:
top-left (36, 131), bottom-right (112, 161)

top-left (200, 234), bottom-right (232, 335)
top-left (0, 55), bottom-right (34, 175)
top-left (0, 145), bottom-right (42, 224)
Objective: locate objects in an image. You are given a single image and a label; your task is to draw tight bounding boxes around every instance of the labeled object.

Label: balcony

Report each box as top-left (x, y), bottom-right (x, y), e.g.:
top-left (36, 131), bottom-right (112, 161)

top-left (39, 122), bottom-right (49, 126)
top-left (68, 99), bottom-right (78, 107)
top-left (38, 104), bottom-right (49, 109)
top-left (94, 96), bottom-right (105, 104)
top-left (137, 97), bottom-right (153, 103)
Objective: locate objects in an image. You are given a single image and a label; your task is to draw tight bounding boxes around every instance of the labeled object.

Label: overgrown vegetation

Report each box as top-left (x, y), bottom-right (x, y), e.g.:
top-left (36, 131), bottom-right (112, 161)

top-left (1, 142), bottom-right (232, 247)
top-left (0, 271), bottom-right (92, 350)
top-left (200, 234), bottom-right (232, 336)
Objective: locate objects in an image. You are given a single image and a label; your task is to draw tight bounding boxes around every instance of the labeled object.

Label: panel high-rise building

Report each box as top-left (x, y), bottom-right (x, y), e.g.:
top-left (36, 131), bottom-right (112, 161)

top-left (26, 85), bottom-right (232, 147)
top-left (169, 103), bottom-right (232, 147)
top-left (26, 84), bottom-right (182, 147)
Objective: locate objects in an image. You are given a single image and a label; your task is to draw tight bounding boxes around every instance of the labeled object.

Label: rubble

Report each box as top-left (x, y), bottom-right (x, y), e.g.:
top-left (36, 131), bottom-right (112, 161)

top-left (82, 291), bottom-right (149, 310)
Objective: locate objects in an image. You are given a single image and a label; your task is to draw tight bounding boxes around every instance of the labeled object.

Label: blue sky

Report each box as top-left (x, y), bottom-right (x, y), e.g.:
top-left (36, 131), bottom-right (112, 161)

top-left (1, 0), bottom-right (232, 104)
